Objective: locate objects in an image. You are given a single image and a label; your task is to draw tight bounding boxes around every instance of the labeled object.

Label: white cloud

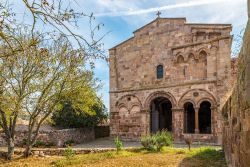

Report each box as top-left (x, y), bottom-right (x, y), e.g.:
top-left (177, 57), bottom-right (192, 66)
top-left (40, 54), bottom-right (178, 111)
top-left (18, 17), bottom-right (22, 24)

top-left (95, 0), bottom-right (228, 17)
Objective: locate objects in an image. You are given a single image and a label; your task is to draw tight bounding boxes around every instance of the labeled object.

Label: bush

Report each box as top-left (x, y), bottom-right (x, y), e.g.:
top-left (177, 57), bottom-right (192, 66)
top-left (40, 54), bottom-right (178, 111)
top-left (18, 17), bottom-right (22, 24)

top-left (22, 138), bottom-right (28, 146)
top-left (141, 130), bottom-right (173, 151)
top-left (32, 140), bottom-right (55, 148)
top-left (64, 139), bottom-right (75, 147)
top-left (64, 146), bottom-right (75, 163)
top-left (141, 135), bottom-right (157, 151)
top-left (33, 140), bottom-right (47, 148)
top-left (51, 82), bottom-right (108, 129)
top-left (46, 141), bottom-right (56, 147)
top-left (114, 137), bottom-right (123, 153)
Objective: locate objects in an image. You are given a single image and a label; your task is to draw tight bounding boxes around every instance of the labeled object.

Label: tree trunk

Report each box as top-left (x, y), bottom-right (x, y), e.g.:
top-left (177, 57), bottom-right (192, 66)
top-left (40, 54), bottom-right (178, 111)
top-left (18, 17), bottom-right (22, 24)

top-left (24, 145), bottom-right (32, 158)
top-left (6, 137), bottom-right (15, 160)
top-left (24, 129), bottom-right (38, 158)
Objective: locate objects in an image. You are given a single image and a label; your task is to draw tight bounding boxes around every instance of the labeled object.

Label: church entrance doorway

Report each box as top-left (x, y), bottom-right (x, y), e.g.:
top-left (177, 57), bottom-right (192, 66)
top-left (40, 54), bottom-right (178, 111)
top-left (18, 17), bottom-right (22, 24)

top-left (150, 97), bottom-right (172, 133)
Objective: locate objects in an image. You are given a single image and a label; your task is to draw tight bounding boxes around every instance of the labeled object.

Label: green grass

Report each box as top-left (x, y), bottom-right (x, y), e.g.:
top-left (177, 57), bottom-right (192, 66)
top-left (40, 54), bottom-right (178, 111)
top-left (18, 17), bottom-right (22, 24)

top-left (51, 151), bottom-right (135, 167)
top-left (0, 147), bottom-right (227, 167)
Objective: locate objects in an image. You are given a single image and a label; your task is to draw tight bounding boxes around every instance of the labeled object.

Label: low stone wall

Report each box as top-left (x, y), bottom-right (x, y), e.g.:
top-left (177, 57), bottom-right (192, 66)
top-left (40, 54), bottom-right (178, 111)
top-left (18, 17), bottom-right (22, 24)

top-left (0, 147), bottom-right (137, 158)
top-left (0, 127), bottom-right (95, 147)
top-left (221, 2), bottom-right (250, 167)
top-left (181, 134), bottom-right (215, 143)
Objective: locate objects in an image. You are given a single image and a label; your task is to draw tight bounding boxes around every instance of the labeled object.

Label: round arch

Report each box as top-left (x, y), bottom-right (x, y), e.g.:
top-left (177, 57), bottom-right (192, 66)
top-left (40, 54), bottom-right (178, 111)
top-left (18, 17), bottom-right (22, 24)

top-left (197, 47), bottom-right (210, 55)
top-left (179, 99), bottom-right (196, 108)
top-left (115, 94), bottom-right (142, 109)
top-left (178, 89), bottom-right (217, 108)
top-left (144, 91), bottom-right (177, 110)
top-left (197, 98), bottom-right (216, 108)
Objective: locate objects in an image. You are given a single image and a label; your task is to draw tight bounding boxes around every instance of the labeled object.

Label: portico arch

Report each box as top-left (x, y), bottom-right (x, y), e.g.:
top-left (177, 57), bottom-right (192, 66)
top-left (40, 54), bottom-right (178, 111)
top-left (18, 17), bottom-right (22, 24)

top-left (144, 91), bottom-right (177, 110)
top-left (144, 91), bottom-right (177, 133)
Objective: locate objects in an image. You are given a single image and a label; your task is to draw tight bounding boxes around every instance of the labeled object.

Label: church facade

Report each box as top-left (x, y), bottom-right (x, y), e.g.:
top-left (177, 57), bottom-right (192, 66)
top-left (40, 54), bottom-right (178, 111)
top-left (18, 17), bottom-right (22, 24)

top-left (109, 17), bottom-right (233, 144)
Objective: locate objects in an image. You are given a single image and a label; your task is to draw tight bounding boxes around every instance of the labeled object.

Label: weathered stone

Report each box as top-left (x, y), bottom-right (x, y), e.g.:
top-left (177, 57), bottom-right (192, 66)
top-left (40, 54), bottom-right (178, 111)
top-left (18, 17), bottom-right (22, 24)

top-left (0, 127), bottom-right (95, 147)
top-left (109, 17), bottom-right (233, 144)
top-left (221, 2), bottom-right (250, 167)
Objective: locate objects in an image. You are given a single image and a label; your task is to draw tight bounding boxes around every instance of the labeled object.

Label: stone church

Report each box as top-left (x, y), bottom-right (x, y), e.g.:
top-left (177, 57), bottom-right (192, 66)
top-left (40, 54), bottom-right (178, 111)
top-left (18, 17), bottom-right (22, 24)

top-left (109, 17), bottom-right (233, 144)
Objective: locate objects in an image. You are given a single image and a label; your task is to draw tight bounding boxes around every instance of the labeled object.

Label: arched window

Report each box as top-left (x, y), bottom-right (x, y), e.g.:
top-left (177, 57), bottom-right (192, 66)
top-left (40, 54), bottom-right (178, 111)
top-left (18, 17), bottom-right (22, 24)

top-left (156, 65), bottom-right (163, 79)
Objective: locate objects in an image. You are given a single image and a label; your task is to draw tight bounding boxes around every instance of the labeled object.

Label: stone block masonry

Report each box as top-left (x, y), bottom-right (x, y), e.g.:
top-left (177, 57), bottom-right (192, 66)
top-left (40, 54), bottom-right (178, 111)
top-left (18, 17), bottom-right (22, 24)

top-left (0, 126), bottom-right (95, 147)
top-left (109, 16), bottom-right (234, 144)
top-left (221, 1), bottom-right (250, 167)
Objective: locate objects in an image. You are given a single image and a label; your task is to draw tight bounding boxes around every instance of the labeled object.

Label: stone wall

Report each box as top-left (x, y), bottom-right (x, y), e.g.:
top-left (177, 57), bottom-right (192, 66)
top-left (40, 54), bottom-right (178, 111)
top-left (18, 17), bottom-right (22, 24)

top-left (0, 127), bottom-right (95, 147)
top-left (109, 17), bottom-right (233, 143)
top-left (221, 2), bottom-right (250, 167)
top-left (95, 126), bottom-right (110, 138)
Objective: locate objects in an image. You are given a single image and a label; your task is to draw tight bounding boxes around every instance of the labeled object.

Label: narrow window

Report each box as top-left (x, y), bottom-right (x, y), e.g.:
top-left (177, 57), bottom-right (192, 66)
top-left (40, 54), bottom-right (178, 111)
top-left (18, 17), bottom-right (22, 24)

top-left (157, 65), bottom-right (163, 79)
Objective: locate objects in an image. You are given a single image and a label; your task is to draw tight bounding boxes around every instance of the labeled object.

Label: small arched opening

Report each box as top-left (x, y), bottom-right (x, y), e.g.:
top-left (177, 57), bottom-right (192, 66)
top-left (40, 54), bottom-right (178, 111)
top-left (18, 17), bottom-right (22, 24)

top-left (199, 101), bottom-right (212, 134)
top-left (150, 97), bottom-right (172, 133)
top-left (183, 102), bottom-right (195, 133)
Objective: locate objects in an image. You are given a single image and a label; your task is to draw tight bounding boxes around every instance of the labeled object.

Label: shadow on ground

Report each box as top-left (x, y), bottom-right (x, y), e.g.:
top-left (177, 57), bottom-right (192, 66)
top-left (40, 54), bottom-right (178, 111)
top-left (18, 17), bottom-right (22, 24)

top-left (177, 148), bottom-right (227, 167)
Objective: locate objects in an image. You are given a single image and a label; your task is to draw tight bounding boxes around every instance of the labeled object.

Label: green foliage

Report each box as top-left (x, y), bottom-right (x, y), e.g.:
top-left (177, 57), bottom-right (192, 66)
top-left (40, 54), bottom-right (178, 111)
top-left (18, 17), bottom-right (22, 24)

top-left (141, 130), bottom-right (173, 151)
top-left (32, 140), bottom-right (55, 148)
top-left (64, 146), bottom-right (75, 163)
top-left (64, 139), bottom-right (75, 147)
top-left (33, 140), bottom-right (46, 148)
top-left (52, 150), bottom-right (134, 167)
top-left (51, 148), bottom-right (226, 167)
top-left (114, 137), bottom-right (123, 153)
top-left (51, 73), bottom-right (108, 128)
top-left (187, 147), bottom-right (226, 161)
top-left (0, 0), bottom-right (106, 160)
top-left (141, 135), bottom-right (157, 151)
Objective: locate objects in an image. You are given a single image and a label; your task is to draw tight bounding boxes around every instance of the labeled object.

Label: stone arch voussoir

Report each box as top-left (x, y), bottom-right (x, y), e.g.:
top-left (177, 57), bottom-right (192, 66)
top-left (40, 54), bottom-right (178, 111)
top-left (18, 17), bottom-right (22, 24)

top-left (144, 91), bottom-right (177, 110)
top-left (178, 89), bottom-right (217, 108)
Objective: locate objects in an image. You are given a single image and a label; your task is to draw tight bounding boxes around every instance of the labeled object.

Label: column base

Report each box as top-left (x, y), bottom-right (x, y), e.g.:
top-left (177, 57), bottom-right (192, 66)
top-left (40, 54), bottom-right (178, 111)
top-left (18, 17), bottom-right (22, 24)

top-left (195, 129), bottom-right (199, 134)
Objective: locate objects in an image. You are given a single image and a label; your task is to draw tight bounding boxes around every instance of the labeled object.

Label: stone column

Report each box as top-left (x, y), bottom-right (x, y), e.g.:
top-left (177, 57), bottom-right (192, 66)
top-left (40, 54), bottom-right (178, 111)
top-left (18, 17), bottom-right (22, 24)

top-left (184, 109), bottom-right (187, 133)
top-left (195, 107), bottom-right (199, 134)
top-left (151, 102), bottom-right (159, 133)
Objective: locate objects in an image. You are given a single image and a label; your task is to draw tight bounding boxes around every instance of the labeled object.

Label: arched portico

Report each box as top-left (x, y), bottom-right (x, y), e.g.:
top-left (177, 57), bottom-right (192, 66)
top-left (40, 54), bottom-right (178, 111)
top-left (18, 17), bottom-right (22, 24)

top-left (150, 97), bottom-right (172, 133)
top-left (178, 89), bottom-right (216, 135)
top-left (144, 91), bottom-right (177, 134)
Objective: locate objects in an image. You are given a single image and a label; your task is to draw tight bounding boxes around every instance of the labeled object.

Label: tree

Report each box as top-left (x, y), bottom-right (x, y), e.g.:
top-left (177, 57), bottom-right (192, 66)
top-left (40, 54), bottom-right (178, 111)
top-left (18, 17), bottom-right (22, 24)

top-left (52, 72), bottom-right (107, 128)
top-left (51, 86), bottom-right (107, 128)
top-left (0, 0), bottom-right (106, 160)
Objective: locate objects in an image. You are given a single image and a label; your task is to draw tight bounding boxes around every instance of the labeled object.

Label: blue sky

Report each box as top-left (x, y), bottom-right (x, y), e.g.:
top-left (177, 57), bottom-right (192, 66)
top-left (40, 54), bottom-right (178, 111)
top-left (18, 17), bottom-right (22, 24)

top-left (12, 0), bottom-right (248, 112)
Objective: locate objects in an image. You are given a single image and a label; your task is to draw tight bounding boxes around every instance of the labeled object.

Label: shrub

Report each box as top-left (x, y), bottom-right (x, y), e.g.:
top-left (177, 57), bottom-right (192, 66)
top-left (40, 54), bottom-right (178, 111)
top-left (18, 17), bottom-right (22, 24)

top-left (114, 137), bottom-right (123, 153)
top-left (64, 146), bottom-right (75, 163)
top-left (33, 140), bottom-right (46, 148)
top-left (64, 139), bottom-right (75, 147)
top-left (46, 141), bottom-right (56, 147)
top-left (51, 85), bottom-right (108, 129)
top-left (141, 135), bottom-right (157, 151)
top-left (141, 130), bottom-right (173, 151)
top-left (22, 138), bottom-right (27, 146)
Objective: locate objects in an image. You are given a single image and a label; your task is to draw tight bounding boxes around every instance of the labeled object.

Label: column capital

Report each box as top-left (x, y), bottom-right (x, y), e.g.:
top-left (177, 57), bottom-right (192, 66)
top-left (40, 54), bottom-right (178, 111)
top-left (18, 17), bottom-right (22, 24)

top-left (141, 109), bottom-right (149, 113)
top-left (172, 108), bottom-right (183, 112)
top-left (194, 107), bottom-right (200, 112)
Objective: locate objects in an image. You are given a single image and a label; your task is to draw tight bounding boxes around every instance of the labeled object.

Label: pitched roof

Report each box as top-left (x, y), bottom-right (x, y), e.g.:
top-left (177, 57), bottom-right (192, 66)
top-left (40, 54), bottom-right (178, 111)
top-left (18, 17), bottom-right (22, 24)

top-left (109, 17), bottom-right (232, 50)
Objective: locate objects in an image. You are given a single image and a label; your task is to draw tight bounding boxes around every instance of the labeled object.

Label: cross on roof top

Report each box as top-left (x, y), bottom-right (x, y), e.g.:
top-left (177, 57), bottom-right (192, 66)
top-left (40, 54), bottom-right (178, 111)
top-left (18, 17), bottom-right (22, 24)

top-left (156, 11), bottom-right (161, 18)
